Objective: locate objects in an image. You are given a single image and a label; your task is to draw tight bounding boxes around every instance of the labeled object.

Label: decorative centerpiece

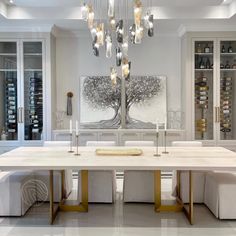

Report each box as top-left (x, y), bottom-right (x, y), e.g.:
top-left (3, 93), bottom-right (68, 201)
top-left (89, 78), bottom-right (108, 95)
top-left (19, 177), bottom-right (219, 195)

top-left (154, 121), bottom-right (161, 157)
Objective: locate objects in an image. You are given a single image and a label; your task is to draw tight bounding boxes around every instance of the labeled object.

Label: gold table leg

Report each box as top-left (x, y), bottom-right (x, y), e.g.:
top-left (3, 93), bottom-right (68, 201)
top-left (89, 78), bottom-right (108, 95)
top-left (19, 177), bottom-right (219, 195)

top-left (59, 170), bottom-right (88, 212)
top-left (182, 170), bottom-right (194, 225)
top-left (49, 170), bottom-right (60, 225)
top-left (154, 170), bottom-right (183, 212)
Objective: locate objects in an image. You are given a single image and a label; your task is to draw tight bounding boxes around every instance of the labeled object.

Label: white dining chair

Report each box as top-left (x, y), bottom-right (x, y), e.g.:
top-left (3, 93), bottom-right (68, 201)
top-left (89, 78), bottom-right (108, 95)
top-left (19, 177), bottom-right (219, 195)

top-left (77, 141), bottom-right (116, 203)
top-left (123, 141), bottom-right (155, 202)
top-left (172, 141), bottom-right (205, 203)
top-left (34, 141), bottom-right (73, 202)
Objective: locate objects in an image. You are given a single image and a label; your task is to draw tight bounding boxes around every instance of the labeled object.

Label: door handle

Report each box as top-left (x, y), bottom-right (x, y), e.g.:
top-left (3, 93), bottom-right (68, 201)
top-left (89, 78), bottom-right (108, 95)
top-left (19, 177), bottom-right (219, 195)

top-left (17, 108), bottom-right (21, 123)
top-left (21, 107), bottom-right (24, 124)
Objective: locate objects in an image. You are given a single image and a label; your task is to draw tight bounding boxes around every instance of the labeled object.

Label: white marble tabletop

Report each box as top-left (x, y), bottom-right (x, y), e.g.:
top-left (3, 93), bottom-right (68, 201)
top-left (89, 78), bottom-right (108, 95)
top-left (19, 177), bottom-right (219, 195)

top-left (0, 146), bottom-right (236, 171)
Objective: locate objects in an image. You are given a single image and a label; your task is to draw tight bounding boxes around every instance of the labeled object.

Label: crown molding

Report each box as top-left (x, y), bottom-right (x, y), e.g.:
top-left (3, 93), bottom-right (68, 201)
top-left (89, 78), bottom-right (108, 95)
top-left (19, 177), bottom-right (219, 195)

top-left (0, 24), bottom-right (54, 32)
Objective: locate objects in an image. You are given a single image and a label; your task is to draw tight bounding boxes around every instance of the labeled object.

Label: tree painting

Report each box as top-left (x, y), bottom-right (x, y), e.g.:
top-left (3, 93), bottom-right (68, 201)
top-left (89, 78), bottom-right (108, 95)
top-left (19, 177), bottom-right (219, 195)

top-left (81, 76), bottom-right (163, 128)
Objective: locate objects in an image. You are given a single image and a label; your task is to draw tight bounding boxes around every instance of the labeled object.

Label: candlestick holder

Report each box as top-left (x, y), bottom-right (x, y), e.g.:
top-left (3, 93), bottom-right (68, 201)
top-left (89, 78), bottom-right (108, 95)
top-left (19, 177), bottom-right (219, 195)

top-left (74, 135), bottom-right (80, 156)
top-left (68, 133), bottom-right (74, 153)
top-left (154, 132), bottom-right (161, 157)
top-left (162, 130), bottom-right (169, 154)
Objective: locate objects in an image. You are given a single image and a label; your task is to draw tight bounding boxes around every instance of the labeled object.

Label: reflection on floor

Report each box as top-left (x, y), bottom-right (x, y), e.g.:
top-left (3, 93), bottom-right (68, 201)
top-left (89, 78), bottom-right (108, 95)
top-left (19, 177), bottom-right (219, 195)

top-left (0, 179), bottom-right (236, 236)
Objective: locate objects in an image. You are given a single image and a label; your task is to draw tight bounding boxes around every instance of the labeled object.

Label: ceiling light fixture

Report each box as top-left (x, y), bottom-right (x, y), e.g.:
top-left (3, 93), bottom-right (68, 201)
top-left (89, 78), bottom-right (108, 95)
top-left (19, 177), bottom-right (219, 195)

top-left (9, 0), bottom-right (14, 4)
top-left (81, 0), bottom-right (154, 81)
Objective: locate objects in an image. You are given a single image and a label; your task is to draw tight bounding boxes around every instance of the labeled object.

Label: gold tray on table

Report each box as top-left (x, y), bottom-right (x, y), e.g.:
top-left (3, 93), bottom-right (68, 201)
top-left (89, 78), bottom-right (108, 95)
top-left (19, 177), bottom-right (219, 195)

top-left (95, 148), bottom-right (143, 156)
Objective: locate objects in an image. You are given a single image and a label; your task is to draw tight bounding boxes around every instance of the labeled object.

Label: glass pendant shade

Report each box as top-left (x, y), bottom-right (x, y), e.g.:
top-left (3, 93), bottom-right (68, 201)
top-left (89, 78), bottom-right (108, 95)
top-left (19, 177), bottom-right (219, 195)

top-left (81, 3), bottom-right (89, 21)
top-left (148, 14), bottom-right (154, 37)
top-left (87, 5), bottom-right (94, 29)
top-left (108, 0), bottom-right (115, 18)
top-left (105, 31), bottom-right (112, 58)
top-left (144, 11), bottom-right (150, 29)
top-left (122, 36), bottom-right (129, 56)
top-left (116, 47), bottom-right (122, 66)
top-left (135, 25), bottom-right (143, 44)
top-left (129, 24), bottom-right (136, 44)
top-left (96, 23), bottom-right (104, 46)
top-left (110, 67), bottom-right (117, 86)
top-left (109, 17), bottom-right (116, 30)
top-left (116, 20), bottom-right (124, 44)
top-left (134, 0), bottom-right (142, 27)
top-left (122, 58), bottom-right (130, 79)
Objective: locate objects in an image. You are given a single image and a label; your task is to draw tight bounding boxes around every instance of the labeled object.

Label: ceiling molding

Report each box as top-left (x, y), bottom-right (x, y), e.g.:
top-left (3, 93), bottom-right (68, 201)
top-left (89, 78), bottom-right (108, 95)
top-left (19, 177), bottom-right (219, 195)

top-left (0, 24), bottom-right (54, 32)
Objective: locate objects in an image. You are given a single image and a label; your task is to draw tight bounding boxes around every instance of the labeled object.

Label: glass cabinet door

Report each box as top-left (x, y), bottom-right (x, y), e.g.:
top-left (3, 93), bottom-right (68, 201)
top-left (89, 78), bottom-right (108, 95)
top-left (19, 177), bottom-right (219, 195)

top-left (194, 41), bottom-right (214, 140)
top-left (23, 42), bottom-right (43, 141)
top-left (0, 42), bottom-right (18, 141)
top-left (219, 40), bottom-right (236, 140)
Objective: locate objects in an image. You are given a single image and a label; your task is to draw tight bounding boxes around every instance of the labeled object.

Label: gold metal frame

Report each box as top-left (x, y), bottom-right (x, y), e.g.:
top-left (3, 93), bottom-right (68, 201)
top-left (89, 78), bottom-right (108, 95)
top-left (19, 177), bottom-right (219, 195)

top-left (49, 170), bottom-right (88, 224)
top-left (154, 170), bottom-right (194, 225)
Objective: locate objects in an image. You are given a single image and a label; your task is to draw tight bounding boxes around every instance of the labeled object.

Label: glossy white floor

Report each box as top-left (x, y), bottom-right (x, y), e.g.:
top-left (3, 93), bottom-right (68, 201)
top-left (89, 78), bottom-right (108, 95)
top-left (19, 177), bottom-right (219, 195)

top-left (0, 178), bottom-right (236, 236)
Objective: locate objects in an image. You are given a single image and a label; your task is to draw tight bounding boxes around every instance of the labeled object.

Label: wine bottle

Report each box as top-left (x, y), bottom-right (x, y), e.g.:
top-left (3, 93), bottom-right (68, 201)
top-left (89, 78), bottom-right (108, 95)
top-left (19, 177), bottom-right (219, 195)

top-left (221, 45), bottom-right (226, 53)
top-left (228, 44), bottom-right (233, 53)
top-left (225, 61), bottom-right (230, 69)
top-left (220, 63), bottom-right (225, 69)
top-left (196, 44), bottom-right (202, 53)
top-left (204, 44), bottom-right (210, 53)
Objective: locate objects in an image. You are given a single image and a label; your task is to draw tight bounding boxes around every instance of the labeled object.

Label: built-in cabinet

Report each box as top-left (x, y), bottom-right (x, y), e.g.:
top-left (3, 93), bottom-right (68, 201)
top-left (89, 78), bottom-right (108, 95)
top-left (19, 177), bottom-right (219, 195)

top-left (0, 32), bottom-right (56, 146)
top-left (182, 32), bottom-right (236, 149)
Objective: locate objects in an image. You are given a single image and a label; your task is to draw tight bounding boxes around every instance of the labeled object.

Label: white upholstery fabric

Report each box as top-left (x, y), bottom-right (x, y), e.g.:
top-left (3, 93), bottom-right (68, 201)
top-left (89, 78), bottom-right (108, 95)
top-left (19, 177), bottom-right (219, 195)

top-left (123, 141), bottom-right (154, 202)
top-left (39, 141), bottom-right (73, 201)
top-left (172, 141), bottom-right (205, 203)
top-left (78, 141), bottom-right (116, 203)
top-left (0, 171), bottom-right (36, 216)
top-left (204, 171), bottom-right (236, 219)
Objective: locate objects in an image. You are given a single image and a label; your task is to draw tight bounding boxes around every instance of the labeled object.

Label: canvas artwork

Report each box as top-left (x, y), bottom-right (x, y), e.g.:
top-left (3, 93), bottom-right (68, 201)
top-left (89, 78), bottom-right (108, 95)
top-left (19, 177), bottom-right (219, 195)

top-left (79, 76), bottom-right (167, 129)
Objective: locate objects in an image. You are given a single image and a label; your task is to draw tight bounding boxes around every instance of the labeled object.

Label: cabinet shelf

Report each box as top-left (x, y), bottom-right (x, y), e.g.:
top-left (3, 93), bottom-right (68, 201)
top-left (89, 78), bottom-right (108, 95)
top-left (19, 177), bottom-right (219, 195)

top-left (195, 53), bottom-right (213, 56)
top-left (0, 53), bottom-right (17, 56)
top-left (24, 53), bottom-right (42, 57)
top-left (195, 69), bottom-right (213, 71)
top-left (24, 69), bottom-right (42, 72)
top-left (220, 69), bottom-right (236, 71)
top-left (0, 69), bottom-right (17, 72)
top-left (221, 53), bottom-right (236, 56)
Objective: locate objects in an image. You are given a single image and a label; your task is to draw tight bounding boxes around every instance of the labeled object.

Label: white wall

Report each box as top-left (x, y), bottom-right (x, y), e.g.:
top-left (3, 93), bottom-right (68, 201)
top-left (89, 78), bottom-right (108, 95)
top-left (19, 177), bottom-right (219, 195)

top-left (56, 33), bottom-right (181, 128)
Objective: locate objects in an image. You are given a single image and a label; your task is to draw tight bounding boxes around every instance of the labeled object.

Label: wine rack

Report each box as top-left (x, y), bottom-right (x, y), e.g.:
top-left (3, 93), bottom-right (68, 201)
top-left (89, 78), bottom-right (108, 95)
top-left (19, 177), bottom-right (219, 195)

top-left (4, 71), bottom-right (17, 140)
top-left (220, 76), bottom-right (232, 139)
top-left (194, 41), bottom-right (214, 140)
top-left (24, 72), bottom-right (43, 140)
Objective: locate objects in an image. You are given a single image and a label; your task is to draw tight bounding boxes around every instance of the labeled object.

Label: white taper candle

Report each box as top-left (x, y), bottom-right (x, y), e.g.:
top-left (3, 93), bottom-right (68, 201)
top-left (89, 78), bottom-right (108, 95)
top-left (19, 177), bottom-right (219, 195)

top-left (76, 120), bottom-right (79, 136)
top-left (69, 120), bottom-right (72, 134)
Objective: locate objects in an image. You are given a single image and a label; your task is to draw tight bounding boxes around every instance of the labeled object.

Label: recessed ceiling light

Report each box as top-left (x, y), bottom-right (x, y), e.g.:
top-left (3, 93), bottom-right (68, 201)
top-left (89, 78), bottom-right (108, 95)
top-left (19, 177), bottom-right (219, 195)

top-left (222, 0), bottom-right (232, 4)
top-left (9, 0), bottom-right (14, 4)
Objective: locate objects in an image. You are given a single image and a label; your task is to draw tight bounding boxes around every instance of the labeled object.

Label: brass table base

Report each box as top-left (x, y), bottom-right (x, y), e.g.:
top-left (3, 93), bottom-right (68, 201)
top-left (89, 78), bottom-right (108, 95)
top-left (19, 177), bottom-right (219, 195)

top-left (49, 170), bottom-right (88, 224)
top-left (154, 170), bottom-right (194, 225)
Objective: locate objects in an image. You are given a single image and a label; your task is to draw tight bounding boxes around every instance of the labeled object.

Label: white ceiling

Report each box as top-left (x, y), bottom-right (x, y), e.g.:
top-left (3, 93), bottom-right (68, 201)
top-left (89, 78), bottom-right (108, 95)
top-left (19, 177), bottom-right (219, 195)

top-left (0, 0), bottom-right (236, 35)
top-left (6, 0), bottom-right (227, 7)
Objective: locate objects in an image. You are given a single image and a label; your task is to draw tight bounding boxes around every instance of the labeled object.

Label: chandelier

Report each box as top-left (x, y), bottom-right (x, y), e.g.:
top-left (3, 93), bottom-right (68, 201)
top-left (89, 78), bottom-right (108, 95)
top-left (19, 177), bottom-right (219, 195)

top-left (81, 0), bottom-right (154, 83)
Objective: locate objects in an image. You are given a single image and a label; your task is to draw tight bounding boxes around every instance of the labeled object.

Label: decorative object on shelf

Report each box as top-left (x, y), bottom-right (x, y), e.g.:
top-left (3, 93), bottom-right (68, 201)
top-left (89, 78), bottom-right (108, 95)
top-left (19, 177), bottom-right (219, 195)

top-left (220, 76), bottom-right (232, 139)
top-left (80, 76), bottom-right (166, 129)
top-left (66, 92), bottom-right (73, 116)
top-left (162, 119), bottom-right (169, 154)
top-left (1, 128), bottom-right (7, 141)
top-left (154, 122), bottom-right (160, 157)
top-left (81, 0), bottom-right (154, 79)
top-left (221, 45), bottom-right (226, 53)
top-left (228, 43), bottom-right (233, 53)
top-left (68, 120), bottom-right (74, 153)
top-left (225, 61), bottom-right (230, 69)
top-left (55, 111), bottom-right (66, 129)
top-left (196, 43), bottom-right (202, 53)
top-left (74, 120), bottom-right (80, 156)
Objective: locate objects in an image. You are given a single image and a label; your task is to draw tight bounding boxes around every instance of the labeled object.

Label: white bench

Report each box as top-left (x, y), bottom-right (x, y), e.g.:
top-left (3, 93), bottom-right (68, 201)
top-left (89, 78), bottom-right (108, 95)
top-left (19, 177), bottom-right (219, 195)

top-left (204, 171), bottom-right (236, 219)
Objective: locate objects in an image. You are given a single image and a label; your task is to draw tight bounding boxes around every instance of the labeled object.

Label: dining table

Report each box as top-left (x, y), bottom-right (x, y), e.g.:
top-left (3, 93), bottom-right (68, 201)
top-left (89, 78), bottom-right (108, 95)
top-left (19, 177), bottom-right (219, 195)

top-left (1, 146), bottom-right (236, 225)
